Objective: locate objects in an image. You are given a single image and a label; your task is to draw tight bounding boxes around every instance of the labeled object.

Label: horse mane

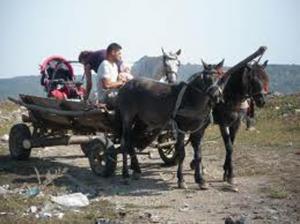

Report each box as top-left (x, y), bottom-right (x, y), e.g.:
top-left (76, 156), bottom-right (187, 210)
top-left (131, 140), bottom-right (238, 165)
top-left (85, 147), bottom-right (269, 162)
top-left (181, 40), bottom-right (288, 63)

top-left (223, 63), bottom-right (270, 100)
top-left (223, 67), bottom-right (246, 99)
top-left (252, 64), bottom-right (269, 91)
top-left (186, 71), bottom-right (203, 83)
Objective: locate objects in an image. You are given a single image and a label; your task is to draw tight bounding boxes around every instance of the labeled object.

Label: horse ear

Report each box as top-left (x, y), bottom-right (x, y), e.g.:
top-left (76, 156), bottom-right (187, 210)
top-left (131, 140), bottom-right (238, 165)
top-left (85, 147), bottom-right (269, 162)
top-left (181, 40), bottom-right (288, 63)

top-left (201, 59), bottom-right (209, 70)
top-left (216, 59), bottom-right (225, 69)
top-left (161, 47), bottom-right (166, 56)
top-left (262, 60), bottom-right (268, 68)
top-left (176, 49), bottom-right (182, 56)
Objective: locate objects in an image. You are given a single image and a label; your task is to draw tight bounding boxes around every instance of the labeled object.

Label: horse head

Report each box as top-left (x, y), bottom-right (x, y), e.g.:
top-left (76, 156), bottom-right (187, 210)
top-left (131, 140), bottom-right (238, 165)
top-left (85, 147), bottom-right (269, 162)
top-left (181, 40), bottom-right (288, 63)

top-left (242, 60), bottom-right (269, 107)
top-left (188, 59), bottom-right (225, 102)
top-left (161, 48), bottom-right (181, 83)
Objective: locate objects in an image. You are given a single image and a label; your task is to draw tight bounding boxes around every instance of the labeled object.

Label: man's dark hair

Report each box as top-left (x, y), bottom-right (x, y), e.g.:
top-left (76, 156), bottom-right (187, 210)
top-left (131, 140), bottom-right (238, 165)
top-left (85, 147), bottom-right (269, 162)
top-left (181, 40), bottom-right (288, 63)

top-left (107, 43), bottom-right (122, 54)
top-left (78, 51), bottom-right (91, 63)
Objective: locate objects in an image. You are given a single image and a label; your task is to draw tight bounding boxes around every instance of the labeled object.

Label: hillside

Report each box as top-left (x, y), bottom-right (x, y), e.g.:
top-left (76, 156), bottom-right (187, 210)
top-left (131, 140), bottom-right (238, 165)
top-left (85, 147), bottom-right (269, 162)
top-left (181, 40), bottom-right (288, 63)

top-left (0, 76), bottom-right (44, 100)
top-left (0, 63), bottom-right (299, 100)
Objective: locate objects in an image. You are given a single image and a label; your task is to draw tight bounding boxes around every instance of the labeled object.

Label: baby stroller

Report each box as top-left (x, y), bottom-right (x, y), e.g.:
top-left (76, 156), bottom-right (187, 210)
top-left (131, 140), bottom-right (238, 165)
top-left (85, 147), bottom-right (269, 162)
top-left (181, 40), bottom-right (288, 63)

top-left (40, 56), bottom-right (86, 100)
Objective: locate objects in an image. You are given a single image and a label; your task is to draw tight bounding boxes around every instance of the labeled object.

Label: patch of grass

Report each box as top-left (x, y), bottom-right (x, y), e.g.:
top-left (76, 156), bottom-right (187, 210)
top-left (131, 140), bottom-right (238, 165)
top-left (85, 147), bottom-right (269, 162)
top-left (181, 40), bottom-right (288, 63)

top-left (261, 185), bottom-right (289, 199)
top-left (0, 101), bottom-right (20, 136)
top-left (0, 194), bottom-right (45, 224)
top-left (269, 187), bottom-right (288, 199)
top-left (233, 94), bottom-right (300, 148)
top-left (124, 202), bottom-right (170, 210)
top-left (0, 101), bottom-right (19, 114)
top-left (0, 195), bottom-right (121, 224)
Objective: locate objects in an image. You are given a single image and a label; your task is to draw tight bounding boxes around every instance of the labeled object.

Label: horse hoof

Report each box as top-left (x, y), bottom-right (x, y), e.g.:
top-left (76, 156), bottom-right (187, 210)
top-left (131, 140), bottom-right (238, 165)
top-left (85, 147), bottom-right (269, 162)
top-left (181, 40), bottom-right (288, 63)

top-left (132, 172), bottom-right (141, 180)
top-left (226, 184), bottom-right (239, 192)
top-left (230, 186), bottom-right (239, 192)
top-left (227, 177), bottom-right (236, 185)
top-left (178, 181), bottom-right (188, 189)
top-left (199, 182), bottom-right (209, 190)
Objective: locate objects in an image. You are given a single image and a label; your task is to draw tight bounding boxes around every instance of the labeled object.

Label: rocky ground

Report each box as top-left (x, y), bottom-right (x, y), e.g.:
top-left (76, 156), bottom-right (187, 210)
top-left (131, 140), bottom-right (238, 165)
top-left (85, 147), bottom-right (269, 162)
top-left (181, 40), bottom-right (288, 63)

top-left (0, 94), bottom-right (299, 224)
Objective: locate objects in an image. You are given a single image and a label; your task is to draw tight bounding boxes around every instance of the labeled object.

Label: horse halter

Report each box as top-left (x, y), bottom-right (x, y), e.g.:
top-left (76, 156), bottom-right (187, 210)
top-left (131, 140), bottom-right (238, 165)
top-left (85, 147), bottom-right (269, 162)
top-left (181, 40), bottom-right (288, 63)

top-left (243, 66), bottom-right (268, 99)
top-left (187, 70), bottom-right (223, 102)
top-left (162, 55), bottom-right (180, 83)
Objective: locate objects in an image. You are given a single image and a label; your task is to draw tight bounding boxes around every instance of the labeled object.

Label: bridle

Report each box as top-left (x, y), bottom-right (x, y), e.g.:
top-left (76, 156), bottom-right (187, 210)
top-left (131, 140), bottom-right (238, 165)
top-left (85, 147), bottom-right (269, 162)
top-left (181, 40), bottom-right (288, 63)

top-left (242, 66), bottom-right (268, 99)
top-left (187, 69), bottom-right (223, 100)
top-left (162, 55), bottom-right (180, 83)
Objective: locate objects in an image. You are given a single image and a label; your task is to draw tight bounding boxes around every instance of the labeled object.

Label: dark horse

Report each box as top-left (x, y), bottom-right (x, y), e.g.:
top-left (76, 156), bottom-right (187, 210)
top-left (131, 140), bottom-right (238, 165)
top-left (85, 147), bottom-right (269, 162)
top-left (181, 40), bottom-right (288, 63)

top-left (117, 60), bottom-right (224, 188)
top-left (190, 59), bottom-right (270, 189)
top-left (213, 60), bottom-right (269, 186)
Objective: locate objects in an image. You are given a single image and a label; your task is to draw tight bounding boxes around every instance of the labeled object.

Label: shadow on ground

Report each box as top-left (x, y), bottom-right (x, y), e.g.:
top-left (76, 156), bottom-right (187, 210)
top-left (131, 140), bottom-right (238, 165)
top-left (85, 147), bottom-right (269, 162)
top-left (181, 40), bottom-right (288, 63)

top-left (0, 154), bottom-right (172, 198)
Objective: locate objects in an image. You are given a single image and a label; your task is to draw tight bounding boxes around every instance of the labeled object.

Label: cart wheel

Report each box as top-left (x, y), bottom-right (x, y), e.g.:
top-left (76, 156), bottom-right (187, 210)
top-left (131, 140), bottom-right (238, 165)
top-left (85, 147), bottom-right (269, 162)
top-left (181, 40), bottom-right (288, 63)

top-left (157, 134), bottom-right (179, 166)
top-left (9, 124), bottom-right (32, 160)
top-left (80, 143), bottom-right (89, 156)
top-left (87, 137), bottom-right (117, 177)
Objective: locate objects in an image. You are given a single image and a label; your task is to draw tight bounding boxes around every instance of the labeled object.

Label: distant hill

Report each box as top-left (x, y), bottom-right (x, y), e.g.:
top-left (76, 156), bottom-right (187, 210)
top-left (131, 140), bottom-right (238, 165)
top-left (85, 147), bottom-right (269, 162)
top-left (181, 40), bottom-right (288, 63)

top-left (0, 76), bottom-right (44, 100)
top-left (0, 62), bottom-right (299, 101)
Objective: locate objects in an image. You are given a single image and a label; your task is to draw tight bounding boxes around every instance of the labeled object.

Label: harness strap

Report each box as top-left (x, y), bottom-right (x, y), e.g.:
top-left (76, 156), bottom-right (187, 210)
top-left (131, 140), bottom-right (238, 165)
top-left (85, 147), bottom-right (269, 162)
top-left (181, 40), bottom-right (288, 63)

top-left (170, 83), bottom-right (212, 135)
top-left (172, 84), bottom-right (188, 118)
top-left (171, 113), bottom-right (210, 135)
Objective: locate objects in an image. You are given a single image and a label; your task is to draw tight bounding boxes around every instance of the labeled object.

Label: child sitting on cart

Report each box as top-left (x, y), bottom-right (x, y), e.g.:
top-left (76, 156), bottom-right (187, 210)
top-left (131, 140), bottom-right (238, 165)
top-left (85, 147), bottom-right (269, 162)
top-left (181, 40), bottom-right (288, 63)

top-left (40, 56), bottom-right (86, 100)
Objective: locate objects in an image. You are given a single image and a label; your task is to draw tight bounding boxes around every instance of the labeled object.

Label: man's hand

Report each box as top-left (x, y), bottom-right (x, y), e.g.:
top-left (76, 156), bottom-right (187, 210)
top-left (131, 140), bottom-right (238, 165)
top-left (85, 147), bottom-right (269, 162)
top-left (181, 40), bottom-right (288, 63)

top-left (119, 72), bottom-right (133, 82)
top-left (102, 78), bottom-right (125, 89)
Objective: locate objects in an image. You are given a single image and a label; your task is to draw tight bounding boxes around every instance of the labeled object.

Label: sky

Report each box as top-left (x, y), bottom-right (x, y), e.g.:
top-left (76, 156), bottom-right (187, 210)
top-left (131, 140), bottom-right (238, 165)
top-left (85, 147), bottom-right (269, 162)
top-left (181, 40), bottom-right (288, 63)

top-left (0, 0), bottom-right (299, 78)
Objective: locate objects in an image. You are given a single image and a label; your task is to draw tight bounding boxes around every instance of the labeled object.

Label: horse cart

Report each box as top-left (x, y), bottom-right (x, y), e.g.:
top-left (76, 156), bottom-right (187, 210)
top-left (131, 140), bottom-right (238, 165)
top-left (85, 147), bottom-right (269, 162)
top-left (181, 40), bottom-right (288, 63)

top-left (8, 95), bottom-right (178, 177)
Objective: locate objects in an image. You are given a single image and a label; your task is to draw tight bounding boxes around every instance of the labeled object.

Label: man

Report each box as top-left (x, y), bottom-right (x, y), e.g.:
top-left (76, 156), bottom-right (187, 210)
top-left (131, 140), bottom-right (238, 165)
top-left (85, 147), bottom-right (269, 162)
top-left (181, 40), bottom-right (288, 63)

top-left (78, 49), bottom-right (107, 100)
top-left (97, 43), bottom-right (132, 108)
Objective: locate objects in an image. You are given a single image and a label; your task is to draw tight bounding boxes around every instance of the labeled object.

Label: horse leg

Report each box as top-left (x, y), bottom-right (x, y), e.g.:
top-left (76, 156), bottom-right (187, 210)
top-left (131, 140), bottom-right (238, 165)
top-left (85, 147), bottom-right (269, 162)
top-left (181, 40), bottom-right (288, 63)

top-left (190, 131), bottom-right (208, 190)
top-left (227, 119), bottom-right (241, 184)
top-left (120, 116), bottom-right (134, 182)
top-left (220, 125), bottom-right (234, 184)
top-left (230, 118), bottom-right (241, 144)
top-left (190, 121), bottom-right (210, 174)
top-left (176, 133), bottom-right (187, 189)
top-left (129, 147), bottom-right (141, 180)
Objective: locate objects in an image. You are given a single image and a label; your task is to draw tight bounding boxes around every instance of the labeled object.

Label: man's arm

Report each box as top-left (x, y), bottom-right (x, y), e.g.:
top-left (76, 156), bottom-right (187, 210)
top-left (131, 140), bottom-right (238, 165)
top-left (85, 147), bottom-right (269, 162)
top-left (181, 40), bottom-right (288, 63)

top-left (84, 64), bottom-right (92, 100)
top-left (102, 78), bottom-right (124, 89)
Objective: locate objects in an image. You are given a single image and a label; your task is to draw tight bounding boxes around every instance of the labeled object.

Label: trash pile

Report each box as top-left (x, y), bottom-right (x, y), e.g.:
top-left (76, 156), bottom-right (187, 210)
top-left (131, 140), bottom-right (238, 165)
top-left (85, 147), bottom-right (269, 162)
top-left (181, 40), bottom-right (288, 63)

top-left (0, 182), bottom-right (91, 220)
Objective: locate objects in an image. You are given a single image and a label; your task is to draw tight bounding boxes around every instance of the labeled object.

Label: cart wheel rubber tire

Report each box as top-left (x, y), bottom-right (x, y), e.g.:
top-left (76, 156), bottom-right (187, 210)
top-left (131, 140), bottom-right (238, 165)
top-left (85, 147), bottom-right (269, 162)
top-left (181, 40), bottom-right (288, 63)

top-left (87, 138), bottom-right (117, 177)
top-left (157, 133), bottom-right (179, 166)
top-left (9, 124), bottom-right (32, 160)
top-left (158, 145), bottom-right (179, 166)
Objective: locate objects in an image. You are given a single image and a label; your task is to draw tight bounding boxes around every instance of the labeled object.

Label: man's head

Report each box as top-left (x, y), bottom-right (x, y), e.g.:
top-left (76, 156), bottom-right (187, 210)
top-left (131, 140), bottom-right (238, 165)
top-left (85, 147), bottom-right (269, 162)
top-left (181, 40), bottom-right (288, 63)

top-left (78, 51), bottom-right (91, 65)
top-left (106, 43), bottom-right (122, 62)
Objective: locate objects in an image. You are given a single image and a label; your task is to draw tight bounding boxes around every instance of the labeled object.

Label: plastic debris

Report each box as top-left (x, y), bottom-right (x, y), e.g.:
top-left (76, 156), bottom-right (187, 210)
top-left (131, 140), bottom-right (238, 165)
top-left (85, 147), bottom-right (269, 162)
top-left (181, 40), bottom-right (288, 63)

top-left (179, 203), bottom-right (190, 212)
top-left (29, 206), bottom-right (38, 213)
top-left (51, 192), bottom-right (89, 207)
top-left (0, 134), bottom-right (9, 142)
top-left (24, 187), bottom-right (40, 197)
top-left (0, 186), bottom-right (10, 195)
